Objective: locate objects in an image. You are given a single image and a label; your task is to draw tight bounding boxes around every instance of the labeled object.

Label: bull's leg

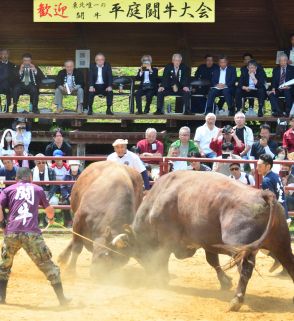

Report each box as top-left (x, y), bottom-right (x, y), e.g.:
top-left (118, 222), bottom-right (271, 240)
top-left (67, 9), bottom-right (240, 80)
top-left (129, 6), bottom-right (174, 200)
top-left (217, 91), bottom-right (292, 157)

top-left (66, 237), bottom-right (83, 273)
top-left (205, 251), bottom-right (233, 290)
top-left (229, 254), bottom-right (255, 312)
top-left (141, 247), bottom-right (171, 285)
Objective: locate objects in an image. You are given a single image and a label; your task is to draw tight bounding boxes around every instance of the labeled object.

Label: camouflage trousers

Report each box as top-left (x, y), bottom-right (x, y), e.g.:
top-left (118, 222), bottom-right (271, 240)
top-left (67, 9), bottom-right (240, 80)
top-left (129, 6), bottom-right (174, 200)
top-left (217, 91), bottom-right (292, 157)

top-left (0, 233), bottom-right (61, 285)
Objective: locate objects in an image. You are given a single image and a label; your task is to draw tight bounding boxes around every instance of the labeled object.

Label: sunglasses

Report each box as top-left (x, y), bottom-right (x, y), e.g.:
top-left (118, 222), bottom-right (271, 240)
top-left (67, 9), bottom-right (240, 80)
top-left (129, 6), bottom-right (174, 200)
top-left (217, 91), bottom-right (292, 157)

top-left (230, 167), bottom-right (240, 171)
top-left (36, 161), bottom-right (46, 165)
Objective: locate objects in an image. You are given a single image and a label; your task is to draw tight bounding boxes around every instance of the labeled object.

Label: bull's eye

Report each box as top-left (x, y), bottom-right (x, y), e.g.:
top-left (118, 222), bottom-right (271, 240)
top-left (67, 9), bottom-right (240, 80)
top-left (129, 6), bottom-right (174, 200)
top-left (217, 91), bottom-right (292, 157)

top-left (105, 252), bottom-right (109, 256)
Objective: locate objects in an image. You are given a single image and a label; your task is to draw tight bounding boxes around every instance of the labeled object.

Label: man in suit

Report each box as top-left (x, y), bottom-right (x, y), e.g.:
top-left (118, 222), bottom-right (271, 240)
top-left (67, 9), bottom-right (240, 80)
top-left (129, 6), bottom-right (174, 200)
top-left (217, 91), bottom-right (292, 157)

top-left (284, 33), bottom-right (294, 64)
top-left (235, 60), bottom-right (266, 117)
top-left (88, 53), bottom-right (113, 115)
top-left (12, 53), bottom-right (44, 114)
top-left (268, 53), bottom-right (294, 116)
top-left (154, 53), bottom-right (192, 115)
top-left (135, 55), bottom-right (158, 114)
top-left (192, 54), bottom-right (218, 113)
top-left (55, 60), bottom-right (84, 114)
top-left (0, 49), bottom-right (16, 112)
top-left (205, 55), bottom-right (237, 116)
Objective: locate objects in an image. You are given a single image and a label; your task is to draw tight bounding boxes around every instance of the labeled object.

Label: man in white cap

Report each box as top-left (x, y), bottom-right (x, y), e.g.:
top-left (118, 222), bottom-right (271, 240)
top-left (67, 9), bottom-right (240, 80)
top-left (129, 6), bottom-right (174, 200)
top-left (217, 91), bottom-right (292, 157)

top-left (107, 139), bottom-right (150, 190)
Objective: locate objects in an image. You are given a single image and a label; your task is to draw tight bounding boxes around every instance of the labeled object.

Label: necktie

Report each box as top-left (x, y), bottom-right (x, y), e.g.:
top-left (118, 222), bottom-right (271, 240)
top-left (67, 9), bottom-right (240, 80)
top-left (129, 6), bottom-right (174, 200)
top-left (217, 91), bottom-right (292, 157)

top-left (24, 68), bottom-right (30, 86)
top-left (280, 67), bottom-right (286, 85)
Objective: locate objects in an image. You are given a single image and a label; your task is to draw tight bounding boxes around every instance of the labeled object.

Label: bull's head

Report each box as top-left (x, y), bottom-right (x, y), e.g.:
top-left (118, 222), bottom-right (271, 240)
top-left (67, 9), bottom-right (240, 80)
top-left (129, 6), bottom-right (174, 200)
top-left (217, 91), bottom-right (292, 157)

top-left (90, 225), bottom-right (133, 277)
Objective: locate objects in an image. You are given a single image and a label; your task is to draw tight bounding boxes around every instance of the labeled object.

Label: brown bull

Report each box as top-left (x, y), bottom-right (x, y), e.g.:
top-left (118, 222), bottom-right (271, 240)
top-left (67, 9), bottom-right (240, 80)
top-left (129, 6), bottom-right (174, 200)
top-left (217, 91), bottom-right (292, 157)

top-left (113, 171), bottom-right (294, 311)
top-left (58, 161), bottom-right (143, 275)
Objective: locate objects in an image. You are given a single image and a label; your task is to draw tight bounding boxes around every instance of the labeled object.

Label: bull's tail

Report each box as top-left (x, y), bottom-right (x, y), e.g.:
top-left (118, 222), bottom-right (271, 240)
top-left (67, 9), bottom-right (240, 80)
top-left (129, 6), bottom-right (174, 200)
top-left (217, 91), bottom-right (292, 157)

top-left (213, 191), bottom-right (276, 270)
top-left (58, 239), bottom-right (73, 265)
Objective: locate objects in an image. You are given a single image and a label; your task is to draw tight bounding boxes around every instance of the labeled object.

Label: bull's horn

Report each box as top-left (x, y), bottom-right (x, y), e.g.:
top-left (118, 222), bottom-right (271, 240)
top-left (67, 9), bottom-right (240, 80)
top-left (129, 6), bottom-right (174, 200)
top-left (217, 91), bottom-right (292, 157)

top-left (111, 234), bottom-right (129, 249)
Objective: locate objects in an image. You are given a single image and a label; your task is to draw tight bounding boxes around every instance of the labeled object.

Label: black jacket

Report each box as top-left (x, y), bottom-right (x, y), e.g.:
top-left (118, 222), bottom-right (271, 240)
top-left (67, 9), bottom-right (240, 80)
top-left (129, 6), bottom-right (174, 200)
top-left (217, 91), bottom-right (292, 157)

top-left (45, 141), bottom-right (72, 156)
top-left (0, 61), bottom-right (16, 87)
top-left (271, 65), bottom-right (294, 90)
top-left (238, 67), bottom-right (266, 89)
top-left (15, 65), bottom-right (44, 87)
top-left (194, 63), bottom-right (218, 83)
top-left (135, 67), bottom-right (158, 89)
top-left (56, 68), bottom-right (85, 88)
top-left (88, 62), bottom-right (113, 87)
top-left (161, 63), bottom-right (190, 89)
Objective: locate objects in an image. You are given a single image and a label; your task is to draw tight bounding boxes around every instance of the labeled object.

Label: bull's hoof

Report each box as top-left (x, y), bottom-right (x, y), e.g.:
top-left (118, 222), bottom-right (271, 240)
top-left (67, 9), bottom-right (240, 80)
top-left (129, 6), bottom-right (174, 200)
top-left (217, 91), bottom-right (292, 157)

top-left (228, 297), bottom-right (243, 312)
top-left (220, 275), bottom-right (233, 291)
top-left (269, 259), bottom-right (281, 273)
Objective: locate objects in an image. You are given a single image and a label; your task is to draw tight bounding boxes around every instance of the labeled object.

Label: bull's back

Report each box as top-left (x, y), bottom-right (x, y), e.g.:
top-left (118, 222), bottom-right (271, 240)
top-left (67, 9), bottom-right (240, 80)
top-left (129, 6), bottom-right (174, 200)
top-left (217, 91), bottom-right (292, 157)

top-left (71, 161), bottom-right (143, 214)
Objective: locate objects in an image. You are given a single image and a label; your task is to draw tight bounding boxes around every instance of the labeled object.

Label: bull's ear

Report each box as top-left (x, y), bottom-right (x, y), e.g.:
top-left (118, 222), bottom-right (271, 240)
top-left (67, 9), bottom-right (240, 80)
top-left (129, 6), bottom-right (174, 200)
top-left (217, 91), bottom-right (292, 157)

top-left (104, 226), bottom-right (112, 241)
top-left (123, 224), bottom-right (134, 236)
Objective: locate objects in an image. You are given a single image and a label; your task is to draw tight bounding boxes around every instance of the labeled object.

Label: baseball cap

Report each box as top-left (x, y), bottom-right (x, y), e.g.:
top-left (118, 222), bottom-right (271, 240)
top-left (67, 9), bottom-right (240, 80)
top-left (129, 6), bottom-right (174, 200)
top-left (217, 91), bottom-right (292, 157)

top-left (112, 139), bottom-right (128, 147)
top-left (13, 141), bottom-right (24, 148)
top-left (53, 149), bottom-right (64, 157)
top-left (68, 160), bottom-right (80, 166)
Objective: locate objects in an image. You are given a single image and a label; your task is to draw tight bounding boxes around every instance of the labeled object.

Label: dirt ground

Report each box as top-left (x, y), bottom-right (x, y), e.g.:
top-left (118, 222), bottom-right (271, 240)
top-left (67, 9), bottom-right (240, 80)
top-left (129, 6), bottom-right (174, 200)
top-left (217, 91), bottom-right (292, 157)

top-left (0, 234), bottom-right (293, 321)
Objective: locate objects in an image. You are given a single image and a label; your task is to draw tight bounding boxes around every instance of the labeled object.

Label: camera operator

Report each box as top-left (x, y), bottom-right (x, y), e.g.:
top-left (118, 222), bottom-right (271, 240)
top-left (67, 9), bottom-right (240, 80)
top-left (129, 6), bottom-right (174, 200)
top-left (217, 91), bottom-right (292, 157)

top-left (135, 55), bottom-right (158, 114)
top-left (212, 142), bottom-right (242, 176)
top-left (210, 125), bottom-right (244, 156)
top-left (12, 118), bottom-right (31, 153)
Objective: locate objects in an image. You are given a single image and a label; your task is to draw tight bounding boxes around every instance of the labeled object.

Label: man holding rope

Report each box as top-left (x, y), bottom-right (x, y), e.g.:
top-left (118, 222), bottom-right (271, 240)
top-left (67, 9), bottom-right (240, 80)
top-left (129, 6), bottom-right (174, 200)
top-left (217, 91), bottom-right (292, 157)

top-left (0, 167), bottom-right (70, 305)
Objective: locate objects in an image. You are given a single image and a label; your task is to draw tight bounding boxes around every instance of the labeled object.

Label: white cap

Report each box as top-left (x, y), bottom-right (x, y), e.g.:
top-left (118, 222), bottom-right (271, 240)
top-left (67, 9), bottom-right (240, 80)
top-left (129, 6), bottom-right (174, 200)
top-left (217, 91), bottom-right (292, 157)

top-left (68, 160), bottom-right (80, 166)
top-left (112, 139), bottom-right (128, 147)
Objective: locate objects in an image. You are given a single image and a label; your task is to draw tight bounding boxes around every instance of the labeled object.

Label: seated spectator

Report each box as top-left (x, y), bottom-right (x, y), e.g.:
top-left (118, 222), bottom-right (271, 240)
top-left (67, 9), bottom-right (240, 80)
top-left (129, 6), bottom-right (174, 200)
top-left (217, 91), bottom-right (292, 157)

top-left (205, 55), bottom-right (237, 116)
top-left (0, 157), bottom-right (17, 180)
top-left (170, 126), bottom-right (199, 157)
top-left (45, 128), bottom-right (72, 158)
top-left (0, 48), bottom-right (16, 111)
top-left (145, 164), bottom-right (153, 181)
top-left (233, 112), bottom-right (254, 159)
top-left (235, 60), bottom-right (266, 117)
top-left (280, 163), bottom-right (294, 212)
top-left (283, 115), bottom-right (294, 153)
top-left (32, 153), bottom-right (58, 205)
top-left (267, 54), bottom-right (294, 117)
top-left (55, 60), bottom-right (84, 114)
top-left (51, 149), bottom-right (69, 180)
top-left (135, 55), bottom-right (158, 114)
top-left (194, 113), bottom-right (219, 158)
top-left (192, 55), bottom-right (218, 113)
top-left (229, 163), bottom-right (255, 186)
top-left (168, 146), bottom-right (188, 171)
top-left (272, 146), bottom-right (288, 174)
top-left (12, 118), bottom-right (31, 153)
top-left (212, 142), bottom-right (242, 176)
top-left (60, 160), bottom-right (82, 228)
top-left (250, 124), bottom-right (278, 160)
top-left (154, 53), bottom-right (193, 115)
top-left (137, 128), bottom-right (164, 180)
top-left (0, 129), bottom-right (14, 156)
top-left (188, 151), bottom-right (211, 171)
top-left (107, 139), bottom-right (150, 190)
top-left (13, 141), bottom-right (34, 169)
top-left (60, 160), bottom-right (82, 204)
top-left (210, 125), bottom-right (244, 157)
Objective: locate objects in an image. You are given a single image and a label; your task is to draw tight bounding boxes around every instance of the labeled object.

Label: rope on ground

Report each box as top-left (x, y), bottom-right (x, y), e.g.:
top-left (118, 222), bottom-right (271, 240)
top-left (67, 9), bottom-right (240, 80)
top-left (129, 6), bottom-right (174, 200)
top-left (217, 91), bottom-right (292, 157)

top-left (51, 221), bottom-right (130, 259)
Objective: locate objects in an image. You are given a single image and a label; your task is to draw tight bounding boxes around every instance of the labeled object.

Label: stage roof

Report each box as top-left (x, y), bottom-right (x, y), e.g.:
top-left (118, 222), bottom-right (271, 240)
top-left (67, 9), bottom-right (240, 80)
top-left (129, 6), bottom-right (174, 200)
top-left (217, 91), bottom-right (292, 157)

top-left (1, 0), bottom-right (293, 67)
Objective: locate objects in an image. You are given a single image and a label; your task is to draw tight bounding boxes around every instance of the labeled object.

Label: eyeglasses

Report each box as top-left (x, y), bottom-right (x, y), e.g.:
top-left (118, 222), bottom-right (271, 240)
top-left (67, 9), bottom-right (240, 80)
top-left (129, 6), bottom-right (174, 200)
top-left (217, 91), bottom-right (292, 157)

top-left (230, 167), bottom-right (240, 171)
top-left (36, 161), bottom-right (46, 165)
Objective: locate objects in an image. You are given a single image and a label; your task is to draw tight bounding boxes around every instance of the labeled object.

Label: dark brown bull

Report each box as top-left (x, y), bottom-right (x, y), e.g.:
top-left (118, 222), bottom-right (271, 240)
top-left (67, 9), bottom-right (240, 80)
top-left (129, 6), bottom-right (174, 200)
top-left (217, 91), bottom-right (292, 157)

top-left (58, 161), bottom-right (143, 275)
top-left (113, 171), bottom-right (294, 311)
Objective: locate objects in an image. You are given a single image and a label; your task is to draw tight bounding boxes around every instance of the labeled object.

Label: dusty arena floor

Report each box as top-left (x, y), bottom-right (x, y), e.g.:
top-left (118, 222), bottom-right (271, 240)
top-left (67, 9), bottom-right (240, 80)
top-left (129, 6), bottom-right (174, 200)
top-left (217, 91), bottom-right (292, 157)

top-left (0, 235), bottom-right (293, 321)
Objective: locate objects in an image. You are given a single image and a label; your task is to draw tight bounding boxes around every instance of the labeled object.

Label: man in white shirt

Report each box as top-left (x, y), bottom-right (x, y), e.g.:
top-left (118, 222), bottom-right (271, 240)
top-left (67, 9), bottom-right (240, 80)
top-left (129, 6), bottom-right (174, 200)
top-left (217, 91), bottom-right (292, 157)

top-left (107, 139), bottom-right (150, 190)
top-left (229, 163), bottom-right (255, 186)
top-left (194, 113), bottom-right (218, 158)
top-left (233, 111), bottom-right (254, 159)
